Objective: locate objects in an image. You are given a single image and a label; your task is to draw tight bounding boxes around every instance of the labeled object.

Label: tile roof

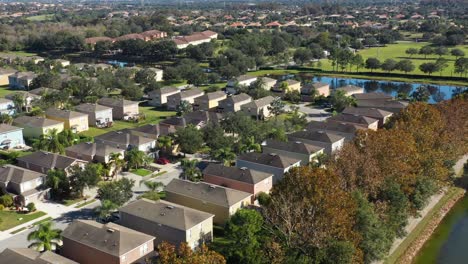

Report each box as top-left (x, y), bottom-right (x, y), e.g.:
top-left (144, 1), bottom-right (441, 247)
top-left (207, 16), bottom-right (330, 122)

top-left (17, 151), bottom-right (83, 171)
top-left (75, 103), bottom-right (112, 113)
top-left (166, 179), bottom-right (252, 207)
top-left (62, 220), bottom-right (154, 257)
top-left (288, 130), bottom-right (345, 143)
top-left (203, 163), bottom-right (273, 184)
top-left (0, 165), bottom-right (45, 185)
top-left (263, 139), bottom-right (324, 155)
top-left (13, 116), bottom-right (63, 128)
top-left (0, 123), bottom-right (22, 134)
top-left (237, 152), bottom-right (301, 169)
top-left (0, 248), bottom-right (78, 264)
top-left (45, 108), bottom-right (88, 119)
top-left (119, 199), bottom-right (214, 230)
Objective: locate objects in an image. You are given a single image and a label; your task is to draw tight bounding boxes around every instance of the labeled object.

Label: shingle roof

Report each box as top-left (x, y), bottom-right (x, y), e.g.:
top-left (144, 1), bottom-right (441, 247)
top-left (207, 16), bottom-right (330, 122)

top-left (336, 85), bottom-right (364, 93)
top-left (45, 108), bottom-right (88, 120)
top-left (28, 87), bottom-right (57, 96)
top-left (5, 91), bottom-right (40, 100)
top-left (203, 163), bottom-right (273, 184)
top-left (13, 116), bottom-right (63, 128)
top-left (128, 124), bottom-right (160, 136)
top-left (179, 88), bottom-right (204, 99)
top-left (0, 98), bottom-right (13, 104)
top-left (327, 113), bottom-right (379, 126)
top-left (65, 142), bottom-right (123, 158)
top-left (306, 120), bottom-right (367, 134)
top-left (196, 91), bottom-right (226, 101)
top-left (259, 77), bottom-right (277, 84)
top-left (166, 179), bottom-right (252, 207)
top-left (62, 220), bottom-right (154, 257)
top-left (288, 130), bottom-right (345, 143)
top-left (263, 139), bottom-right (324, 155)
top-left (0, 123), bottom-right (22, 134)
top-left (0, 248), bottom-right (78, 264)
top-left (223, 93), bottom-right (252, 104)
top-left (352, 92), bottom-right (393, 101)
top-left (98, 97), bottom-right (139, 108)
top-left (148, 86), bottom-right (179, 97)
top-left (0, 165), bottom-right (45, 185)
top-left (17, 151), bottom-right (83, 170)
top-left (95, 131), bottom-right (155, 146)
top-left (236, 75), bottom-right (257, 82)
top-left (119, 199), bottom-right (214, 230)
top-left (75, 103), bottom-right (112, 113)
top-left (241, 96), bottom-right (274, 109)
top-left (237, 152), bottom-right (300, 169)
top-left (0, 68), bottom-right (16, 76)
top-left (356, 99), bottom-right (408, 109)
top-left (342, 107), bottom-right (393, 119)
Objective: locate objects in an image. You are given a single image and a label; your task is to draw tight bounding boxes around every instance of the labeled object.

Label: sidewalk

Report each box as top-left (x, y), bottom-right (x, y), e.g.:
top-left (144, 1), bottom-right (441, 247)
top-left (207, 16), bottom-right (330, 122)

top-left (0, 213), bottom-right (50, 240)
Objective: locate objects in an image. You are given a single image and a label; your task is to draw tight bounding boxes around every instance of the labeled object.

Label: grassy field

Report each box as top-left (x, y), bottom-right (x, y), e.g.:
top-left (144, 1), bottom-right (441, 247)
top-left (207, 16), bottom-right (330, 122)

top-left (26, 14), bottom-right (55, 21)
top-left (320, 41), bottom-right (468, 77)
top-left (0, 211), bottom-right (46, 231)
top-left (130, 168), bottom-right (153, 177)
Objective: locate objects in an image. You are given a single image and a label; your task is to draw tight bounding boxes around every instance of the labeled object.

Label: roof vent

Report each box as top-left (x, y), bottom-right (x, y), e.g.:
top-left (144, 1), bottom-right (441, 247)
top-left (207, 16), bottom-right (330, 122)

top-left (295, 141), bottom-right (302, 144)
top-left (160, 213), bottom-right (166, 216)
top-left (107, 228), bottom-right (115, 233)
top-left (269, 153), bottom-right (277, 156)
top-left (240, 167), bottom-right (248, 170)
top-left (86, 142), bottom-right (92, 144)
top-left (116, 131), bottom-right (123, 134)
top-left (42, 152), bottom-right (49, 155)
top-left (317, 130), bottom-right (324, 134)
top-left (209, 185), bottom-right (216, 189)
top-left (166, 205), bottom-right (174, 209)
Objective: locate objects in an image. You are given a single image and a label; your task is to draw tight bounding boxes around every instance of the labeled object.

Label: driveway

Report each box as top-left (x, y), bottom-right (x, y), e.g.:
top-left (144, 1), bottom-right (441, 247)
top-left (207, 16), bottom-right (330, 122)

top-left (286, 103), bottom-right (331, 122)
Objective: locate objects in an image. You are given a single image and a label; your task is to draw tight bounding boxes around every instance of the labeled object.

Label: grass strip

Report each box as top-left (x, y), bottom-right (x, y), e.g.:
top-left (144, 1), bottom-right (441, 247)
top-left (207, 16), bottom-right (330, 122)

top-left (75, 199), bottom-right (97, 208)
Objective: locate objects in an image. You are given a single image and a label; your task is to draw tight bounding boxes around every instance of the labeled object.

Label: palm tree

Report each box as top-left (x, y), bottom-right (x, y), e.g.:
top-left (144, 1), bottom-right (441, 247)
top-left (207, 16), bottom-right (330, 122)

top-left (180, 159), bottom-right (202, 182)
top-left (157, 136), bottom-right (173, 155)
top-left (108, 152), bottom-right (125, 179)
top-left (27, 222), bottom-right (62, 252)
top-left (212, 147), bottom-right (236, 166)
top-left (144, 181), bottom-right (164, 192)
top-left (33, 129), bottom-right (65, 154)
top-left (96, 199), bottom-right (118, 222)
top-left (176, 100), bottom-right (193, 116)
top-left (0, 113), bottom-right (13, 125)
top-left (241, 136), bottom-right (262, 153)
top-left (11, 93), bottom-right (25, 113)
top-left (125, 148), bottom-right (151, 169)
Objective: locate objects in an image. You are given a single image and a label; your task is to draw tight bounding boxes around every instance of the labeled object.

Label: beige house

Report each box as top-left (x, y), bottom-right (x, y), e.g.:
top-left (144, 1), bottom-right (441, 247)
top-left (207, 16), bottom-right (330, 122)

top-left (13, 116), bottom-right (64, 138)
top-left (75, 103), bottom-right (113, 128)
top-left (336, 85), bottom-right (365, 96)
top-left (45, 108), bottom-right (89, 133)
top-left (0, 68), bottom-right (16, 86)
top-left (262, 139), bottom-right (324, 165)
top-left (0, 165), bottom-right (49, 205)
top-left (165, 179), bottom-right (252, 224)
top-left (217, 93), bottom-right (252, 113)
top-left (241, 96), bottom-right (274, 120)
top-left (98, 98), bottom-right (139, 120)
top-left (259, 77), bottom-right (278, 90)
top-left (148, 87), bottom-right (180, 106)
top-left (62, 220), bottom-right (155, 264)
top-left (327, 113), bottom-right (379, 131)
top-left (288, 130), bottom-right (345, 155)
top-left (193, 91), bottom-right (227, 111)
top-left (342, 107), bottom-right (393, 127)
top-left (119, 199), bottom-right (214, 249)
top-left (166, 88), bottom-right (204, 110)
top-left (272, 79), bottom-right (301, 94)
top-left (301, 82), bottom-right (330, 100)
top-left (306, 120), bottom-right (367, 142)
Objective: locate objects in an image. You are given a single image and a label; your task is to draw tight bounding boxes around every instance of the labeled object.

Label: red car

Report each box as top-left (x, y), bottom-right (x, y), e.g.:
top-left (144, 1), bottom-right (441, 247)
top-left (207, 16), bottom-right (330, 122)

top-left (156, 157), bottom-right (171, 165)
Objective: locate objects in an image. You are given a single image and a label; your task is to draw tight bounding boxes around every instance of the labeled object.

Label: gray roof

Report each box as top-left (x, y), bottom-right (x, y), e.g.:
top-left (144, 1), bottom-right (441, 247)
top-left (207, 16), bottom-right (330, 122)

top-left (45, 108), bottom-right (88, 120)
top-left (62, 220), bottom-right (154, 257)
top-left (98, 97), bottom-right (139, 108)
top-left (9, 71), bottom-right (36, 80)
top-left (119, 199), bottom-right (214, 230)
top-left (75, 103), bottom-right (112, 114)
top-left (241, 95), bottom-right (274, 109)
top-left (0, 68), bottom-right (16, 75)
top-left (95, 131), bottom-right (155, 146)
top-left (179, 88), bottom-right (204, 99)
top-left (0, 248), bottom-right (78, 264)
top-left (327, 113), bottom-right (379, 126)
top-left (0, 123), bottom-right (22, 134)
top-left (0, 98), bottom-right (13, 104)
top-left (263, 139), bottom-right (324, 155)
top-left (13, 116), bottom-right (63, 128)
top-left (236, 75), bottom-right (257, 82)
top-left (342, 107), bottom-right (393, 119)
top-left (259, 77), bottom-right (277, 84)
top-left (288, 130), bottom-right (345, 143)
top-left (5, 91), bottom-right (40, 100)
top-left (17, 151), bottom-right (83, 171)
top-left (166, 179), bottom-right (252, 207)
top-left (336, 85), bottom-right (364, 93)
top-left (65, 142), bottom-right (123, 158)
top-left (148, 86), bottom-right (179, 96)
top-left (128, 124), bottom-right (160, 136)
top-left (352, 92), bottom-right (393, 101)
top-left (306, 120), bottom-right (367, 134)
top-left (196, 91), bottom-right (226, 101)
top-left (203, 163), bottom-right (273, 184)
top-left (0, 165), bottom-right (45, 185)
top-left (221, 93), bottom-right (252, 104)
top-left (237, 152), bottom-right (301, 169)
top-left (356, 99), bottom-right (408, 110)
top-left (28, 87), bottom-right (57, 96)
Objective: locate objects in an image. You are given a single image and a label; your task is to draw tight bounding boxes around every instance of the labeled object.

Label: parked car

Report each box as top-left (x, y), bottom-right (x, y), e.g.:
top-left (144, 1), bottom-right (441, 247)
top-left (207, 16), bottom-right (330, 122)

top-left (156, 157), bottom-right (171, 165)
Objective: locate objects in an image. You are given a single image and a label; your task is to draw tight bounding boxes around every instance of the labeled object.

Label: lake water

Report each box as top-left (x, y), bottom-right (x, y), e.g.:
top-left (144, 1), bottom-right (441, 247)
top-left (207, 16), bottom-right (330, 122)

top-left (309, 76), bottom-right (467, 103)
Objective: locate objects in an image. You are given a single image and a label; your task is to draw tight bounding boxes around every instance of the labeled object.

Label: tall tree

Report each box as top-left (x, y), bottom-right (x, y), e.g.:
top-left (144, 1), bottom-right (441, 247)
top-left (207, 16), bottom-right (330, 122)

top-left (175, 125), bottom-right (204, 155)
top-left (27, 222), bottom-right (62, 252)
top-left (125, 148), bottom-right (152, 170)
top-left (180, 159), bottom-right (202, 182)
top-left (96, 199), bottom-right (118, 222)
top-left (97, 178), bottom-right (135, 206)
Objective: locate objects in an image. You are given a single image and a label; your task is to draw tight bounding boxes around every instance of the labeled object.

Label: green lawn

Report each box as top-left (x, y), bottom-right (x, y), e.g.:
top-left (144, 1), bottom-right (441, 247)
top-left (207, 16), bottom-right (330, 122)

top-left (0, 211), bottom-right (46, 231)
top-left (0, 85), bottom-right (16, 98)
top-left (26, 14), bottom-right (55, 21)
top-left (75, 199), bottom-right (97, 208)
top-left (319, 41), bottom-right (468, 77)
top-left (63, 197), bottom-right (86, 206)
top-left (130, 168), bottom-right (153, 177)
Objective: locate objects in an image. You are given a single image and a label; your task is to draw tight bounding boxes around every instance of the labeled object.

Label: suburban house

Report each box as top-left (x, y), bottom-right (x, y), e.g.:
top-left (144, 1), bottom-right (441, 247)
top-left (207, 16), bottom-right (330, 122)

top-left (193, 91), bottom-right (227, 111)
top-left (45, 108), bottom-right (89, 133)
top-left (148, 87), bottom-right (180, 106)
top-left (336, 85), bottom-right (365, 96)
top-left (94, 131), bottom-right (156, 152)
top-left (356, 99), bottom-right (409, 113)
top-left (342, 107), bottom-right (393, 127)
top-left (301, 82), bottom-right (330, 101)
top-left (160, 111), bottom-right (223, 131)
top-left (236, 152), bottom-right (301, 183)
top-left (226, 75), bottom-right (257, 94)
top-left (0, 165), bottom-right (48, 205)
top-left (352, 92), bottom-right (393, 102)
top-left (5, 91), bottom-right (40, 112)
top-left (65, 142), bottom-right (125, 164)
top-left (8, 72), bottom-right (36, 89)
top-left (17, 151), bottom-right (87, 175)
top-left (241, 96), bottom-right (274, 120)
top-left (119, 199), bottom-right (214, 249)
top-left (259, 77), bottom-right (278, 90)
top-left (0, 124), bottom-right (24, 150)
top-left (166, 88), bottom-right (204, 110)
top-left (61, 220), bottom-right (155, 264)
top-left (75, 103), bottom-right (113, 128)
top-left (272, 79), bottom-right (301, 94)
top-left (140, 30), bottom-right (168, 41)
top-left (288, 130), bottom-right (345, 155)
top-left (0, 98), bottom-right (15, 115)
top-left (0, 248), bottom-right (78, 264)
top-left (13, 116), bottom-right (64, 138)
top-left (217, 93), bottom-right (252, 113)
top-left (203, 164), bottom-right (273, 202)
top-left (126, 124), bottom-right (163, 140)
top-left (306, 121), bottom-right (367, 142)
top-left (0, 68), bottom-right (16, 86)
top-left (165, 179), bottom-right (252, 224)
top-left (262, 139), bottom-right (324, 165)
top-left (97, 98), bottom-right (139, 120)
top-left (327, 113), bottom-right (379, 131)
top-left (173, 30), bottom-right (218, 49)
top-left (147, 67), bottom-right (164, 82)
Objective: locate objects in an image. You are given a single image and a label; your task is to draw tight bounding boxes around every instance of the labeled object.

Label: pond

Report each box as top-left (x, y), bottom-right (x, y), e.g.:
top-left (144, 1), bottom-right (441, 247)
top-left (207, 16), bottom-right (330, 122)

top-left (308, 76), bottom-right (467, 103)
top-left (414, 194), bottom-right (468, 264)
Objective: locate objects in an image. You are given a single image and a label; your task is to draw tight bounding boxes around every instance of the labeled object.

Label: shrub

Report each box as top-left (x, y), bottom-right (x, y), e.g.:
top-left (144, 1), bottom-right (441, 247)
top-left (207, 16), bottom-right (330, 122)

top-left (0, 194), bottom-right (13, 207)
top-left (257, 192), bottom-right (271, 206)
top-left (26, 202), bottom-right (36, 212)
top-left (0, 204), bottom-right (4, 211)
